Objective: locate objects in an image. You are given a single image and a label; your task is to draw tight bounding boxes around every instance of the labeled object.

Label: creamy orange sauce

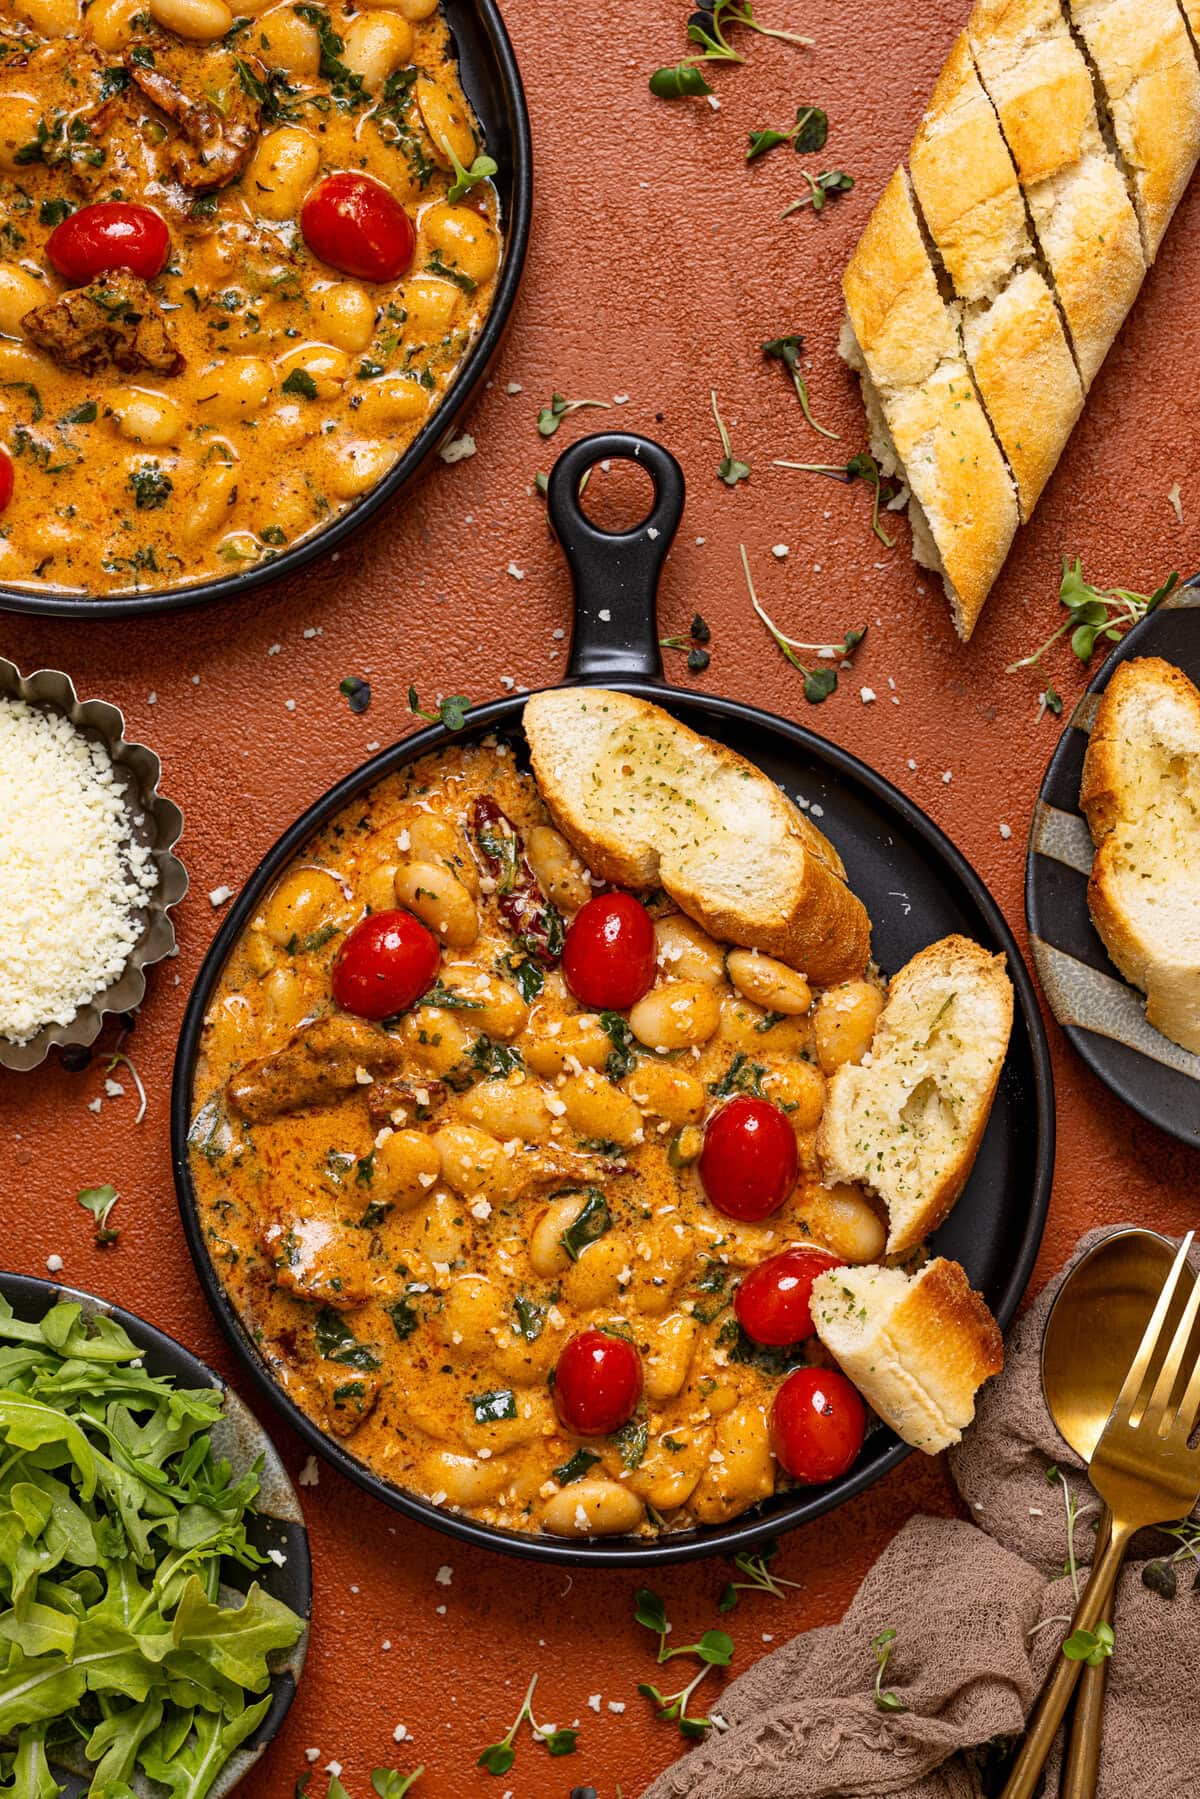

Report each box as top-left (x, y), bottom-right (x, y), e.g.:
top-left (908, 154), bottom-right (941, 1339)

top-left (188, 738), bottom-right (886, 1539)
top-left (0, 0), bottom-right (498, 594)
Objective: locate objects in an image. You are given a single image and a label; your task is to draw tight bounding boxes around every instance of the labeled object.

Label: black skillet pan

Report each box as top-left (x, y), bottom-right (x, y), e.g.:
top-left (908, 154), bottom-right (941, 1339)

top-left (0, 0), bottom-right (531, 620)
top-left (171, 432), bottom-right (1055, 1567)
top-left (1025, 577), bottom-right (1200, 1145)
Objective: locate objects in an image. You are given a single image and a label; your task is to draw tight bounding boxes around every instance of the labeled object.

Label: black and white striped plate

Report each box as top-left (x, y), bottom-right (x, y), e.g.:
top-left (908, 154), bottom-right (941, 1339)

top-left (1025, 577), bottom-right (1200, 1145)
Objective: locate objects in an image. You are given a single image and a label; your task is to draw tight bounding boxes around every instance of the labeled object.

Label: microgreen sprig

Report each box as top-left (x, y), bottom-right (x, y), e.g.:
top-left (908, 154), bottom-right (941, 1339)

top-left (747, 104), bottom-right (827, 162)
top-left (762, 335), bottom-right (839, 440)
top-left (1062, 1622), bottom-right (1115, 1667)
top-left (773, 450), bottom-right (895, 546)
top-left (650, 1), bottom-right (813, 96)
top-left (718, 1538), bottom-right (803, 1610)
top-left (711, 389), bottom-right (749, 486)
top-left (781, 168), bottom-right (854, 216)
top-left (408, 686), bottom-right (472, 732)
top-left (1006, 557), bottom-right (1179, 673)
top-left (871, 1627), bottom-right (908, 1713)
top-left (104, 1046), bottom-right (148, 1122)
top-left (537, 393), bottom-right (612, 438)
top-left (77, 1181), bottom-right (120, 1245)
top-left (476, 1672), bottom-right (578, 1775)
top-left (740, 544), bottom-right (865, 703)
top-left (660, 611), bottom-right (712, 672)
top-left (441, 135), bottom-right (498, 203)
top-left (1141, 1518), bottom-right (1200, 1600)
top-left (634, 1589), bottom-right (733, 1738)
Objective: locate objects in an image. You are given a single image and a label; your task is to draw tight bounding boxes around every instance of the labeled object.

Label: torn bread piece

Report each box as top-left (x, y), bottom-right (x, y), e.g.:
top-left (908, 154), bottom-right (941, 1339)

top-left (840, 169), bottom-right (1019, 639)
top-left (1080, 656), bottom-right (1200, 1053)
top-left (908, 36), bottom-right (1084, 520)
top-left (816, 934), bottom-right (1014, 1253)
top-left (968, 0), bottom-right (1146, 389)
top-left (811, 1258), bottom-right (1004, 1454)
top-left (522, 687), bottom-right (871, 986)
top-left (1065, 0), bottom-right (1200, 263)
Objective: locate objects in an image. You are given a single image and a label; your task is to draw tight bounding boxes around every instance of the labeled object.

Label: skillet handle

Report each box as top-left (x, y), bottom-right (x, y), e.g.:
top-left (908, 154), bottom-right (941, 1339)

top-left (547, 432), bottom-right (685, 683)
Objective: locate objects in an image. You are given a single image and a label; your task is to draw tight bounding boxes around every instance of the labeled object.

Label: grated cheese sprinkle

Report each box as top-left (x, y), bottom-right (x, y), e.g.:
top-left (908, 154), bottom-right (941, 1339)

top-left (0, 699), bottom-right (156, 1044)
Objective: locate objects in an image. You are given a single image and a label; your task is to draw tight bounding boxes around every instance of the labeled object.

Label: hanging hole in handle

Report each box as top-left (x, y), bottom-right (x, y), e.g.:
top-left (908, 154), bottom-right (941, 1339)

top-left (577, 457), bottom-right (658, 533)
top-left (546, 432), bottom-right (685, 554)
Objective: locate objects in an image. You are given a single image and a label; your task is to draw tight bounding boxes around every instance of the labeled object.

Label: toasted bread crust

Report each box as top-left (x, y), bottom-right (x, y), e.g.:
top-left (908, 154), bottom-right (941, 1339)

top-left (842, 168), bottom-right (957, 395)
top-left (523, 689), bottom-right (871, 986)
top-left (817, 935), bottom-right (1013, 1253)
top-left (811, 1257), bottom-right (1004, 1453)
top-left (1080, 657), bottom-right (1200, 1049)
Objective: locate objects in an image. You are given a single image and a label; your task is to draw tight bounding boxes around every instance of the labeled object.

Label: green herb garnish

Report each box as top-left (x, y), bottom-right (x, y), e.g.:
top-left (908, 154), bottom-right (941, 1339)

top-left (558, 1188), bottom-right (611, 1261)
top-left (477, 1672), bottom-right (578, 1774)
top-left (76, 1181), bottom-right (120, 1244)
top-left (313, 1307), bottom-right (381, 1370)
top-left (536, 392), bottom-right (612, 437)
top-left (762, 333), bottom-right (838, 440)
top-left (711, 388), bottom-right (749, 486)
top-left (741, 542), bottom-right (866, 702)
top-left (1008, 557), bottom-right (1179, 673)
top-left (747, 104), bottom-right (827, 161)
top-left (871, 1627), bottom-right (908, 1711)
top-left (649, 0), bottom-right (812, 97)
top-left (782, 168), bottom-right (855, 216)
top-left (408, 686), bottom-right (472, 731)
top-left (281, 366), bottom-right (318, 399)
top-left (470, 1387), bottom-right (517, 1424)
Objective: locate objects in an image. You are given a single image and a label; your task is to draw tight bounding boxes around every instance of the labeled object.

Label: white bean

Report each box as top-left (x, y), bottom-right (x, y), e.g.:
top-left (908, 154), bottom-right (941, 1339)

top-left (629, 979), bottom-right (721, 1051)
top-left (342, 11), bottom-right (414, 90)
top-left (394, 860), bottom-right (478, 947)
top-left (148, 0), bottom-right (232, 39)
top-left (726, 949), bottom-right (812, 1015)
top-left (247, 128), bottom-right (321, 222)
top-left (110, 387), bottom-right (183, 447)
top-left (528, 1190), bottom-right (588, 1279)
top-left (460, 1079), bottom-right (551, 1143)
top-left (525, 825), bottom-right (590, 914)
top-left (542, 1480), bottom-right (643, 1537)
top-left (0, 262), bottom-right (46, 338)
top-left (423, 1448), bottom-right (509, 1507)
top-left (654, 915), bottom-right (725, 985)
top-left (561, 1070), bottom-right (642, 1148)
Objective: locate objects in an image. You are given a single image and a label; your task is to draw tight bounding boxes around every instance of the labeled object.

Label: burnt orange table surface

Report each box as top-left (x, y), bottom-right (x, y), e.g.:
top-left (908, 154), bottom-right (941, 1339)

top-left (4, 1), bottom-right (1200, 1792)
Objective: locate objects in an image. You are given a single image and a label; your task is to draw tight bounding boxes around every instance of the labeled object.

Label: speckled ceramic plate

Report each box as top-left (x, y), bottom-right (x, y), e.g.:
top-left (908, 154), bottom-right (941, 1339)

top-left (0, 659), bottom-right (187, 1073)
top-left (1025, 575), bottom-right (1200, 1145)
top-left (0, 1272), bottom-right (311, 1796)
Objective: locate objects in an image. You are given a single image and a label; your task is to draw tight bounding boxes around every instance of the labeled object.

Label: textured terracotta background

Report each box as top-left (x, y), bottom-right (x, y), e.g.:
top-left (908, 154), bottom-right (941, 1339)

top-left (4, 0), bottom-right (1200, 1791)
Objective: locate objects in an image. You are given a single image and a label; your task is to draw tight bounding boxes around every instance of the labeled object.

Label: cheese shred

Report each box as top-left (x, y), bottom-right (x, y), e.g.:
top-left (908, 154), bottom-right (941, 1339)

top-left (0, 699), bottom-right (157, 1044)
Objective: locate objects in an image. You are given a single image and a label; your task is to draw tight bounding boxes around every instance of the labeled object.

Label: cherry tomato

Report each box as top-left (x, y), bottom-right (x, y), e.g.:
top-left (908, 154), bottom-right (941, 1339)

top-left (300, 174), bottom-right (415, 283)
top-left (46, 202), bottom-right (170, 283)
top-left (331, 909), bottom-right (441, 1019)
top-left (553, 1329), bottom-right (643, 1436)
top-left (734, 1246), bottom-right (844, 1346)
top-left (561, 892), bottom-right (656, 1010)
top-left (0, 448), bottom-right (12, 516)
top-left (698, 1096), bottom-right (798, 1221)
top-left (770, 1366), bottom-right (866, 1483)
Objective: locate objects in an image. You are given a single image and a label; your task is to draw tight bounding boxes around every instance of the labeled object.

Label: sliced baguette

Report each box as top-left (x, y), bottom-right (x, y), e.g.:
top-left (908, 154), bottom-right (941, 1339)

top-left (810, 1257), bottom-right (1004, 1454)
top-left (522, 688), bottom-right (871, 986)
top-left (1079, 656), bottom-right (1200, 1053)
top-left (816, 935), bottom-right (1013, 1253)
top-left (839, 168), bottom-right (1019, 639)
top-left (1065, 0), bottom-right (1200, 263)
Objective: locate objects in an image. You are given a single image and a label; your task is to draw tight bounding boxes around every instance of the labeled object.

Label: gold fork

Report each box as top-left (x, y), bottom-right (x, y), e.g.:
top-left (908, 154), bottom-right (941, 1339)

top-left (1001, 1232), bottom-right (1200, 1799)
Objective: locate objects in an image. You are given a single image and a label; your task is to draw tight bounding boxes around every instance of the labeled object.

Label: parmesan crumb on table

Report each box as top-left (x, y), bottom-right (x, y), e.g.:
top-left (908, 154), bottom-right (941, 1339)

top-left (45, 1254), bottom-right (63, 1273)
top-left (298, 1455), bottom-right (320, 1486)
top-left (860, 687), bottom-right (876, 704)
top-left (0, 698), bottom-right (157, 1045)
top-left (999, 822), bottom-right (1012, 840)
top-left (208, 886), bottom-right (233, 907)
top-left (435, 1565), bottom-right (453, 1586)
top-left (506, 562), bottom-right (525, 581)
top-left (439, 431), bottom-right (476, 463)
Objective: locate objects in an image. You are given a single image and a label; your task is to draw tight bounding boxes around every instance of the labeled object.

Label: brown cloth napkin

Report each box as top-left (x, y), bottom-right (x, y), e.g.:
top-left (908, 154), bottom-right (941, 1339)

top-left (643, 1228), bottom-right (1200, 1799)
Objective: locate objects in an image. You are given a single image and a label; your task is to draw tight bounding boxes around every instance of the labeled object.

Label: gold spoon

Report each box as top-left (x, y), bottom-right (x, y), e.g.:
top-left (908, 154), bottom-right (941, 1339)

top-left (1040, 1228), bottom-right (1188, 1798)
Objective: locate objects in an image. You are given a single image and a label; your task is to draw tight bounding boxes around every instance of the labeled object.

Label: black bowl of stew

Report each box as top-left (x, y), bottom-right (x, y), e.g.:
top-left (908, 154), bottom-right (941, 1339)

top-left (0, 0), bottom-right (531, 617)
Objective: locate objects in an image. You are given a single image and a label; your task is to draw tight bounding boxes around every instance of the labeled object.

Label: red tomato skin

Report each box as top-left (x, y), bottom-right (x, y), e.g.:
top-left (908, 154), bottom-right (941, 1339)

top-left (300, 174), bottom-right (416, 282)
top-left (0, 448), bottom-right (12, 515)
top-left (734, 1246), bottom-right (844, 1347)
top-left (46, 203), bottom-right (170, 282)
top-left (553, 1329), bottom-right (643, 1436)
top-left (331, 909), bottom-right (441, 1019)
top-left (770, 1366), bottom-right (866, 1483)
top-left (561, 893), bottom-right (656, 1010)
top-left (698, 1096), bottom-right (799, 1221)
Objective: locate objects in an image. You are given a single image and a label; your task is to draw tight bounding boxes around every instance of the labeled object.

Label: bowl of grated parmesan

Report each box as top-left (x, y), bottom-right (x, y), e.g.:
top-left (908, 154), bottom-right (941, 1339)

top-left (0, 658), bottom-right (187, 1071)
